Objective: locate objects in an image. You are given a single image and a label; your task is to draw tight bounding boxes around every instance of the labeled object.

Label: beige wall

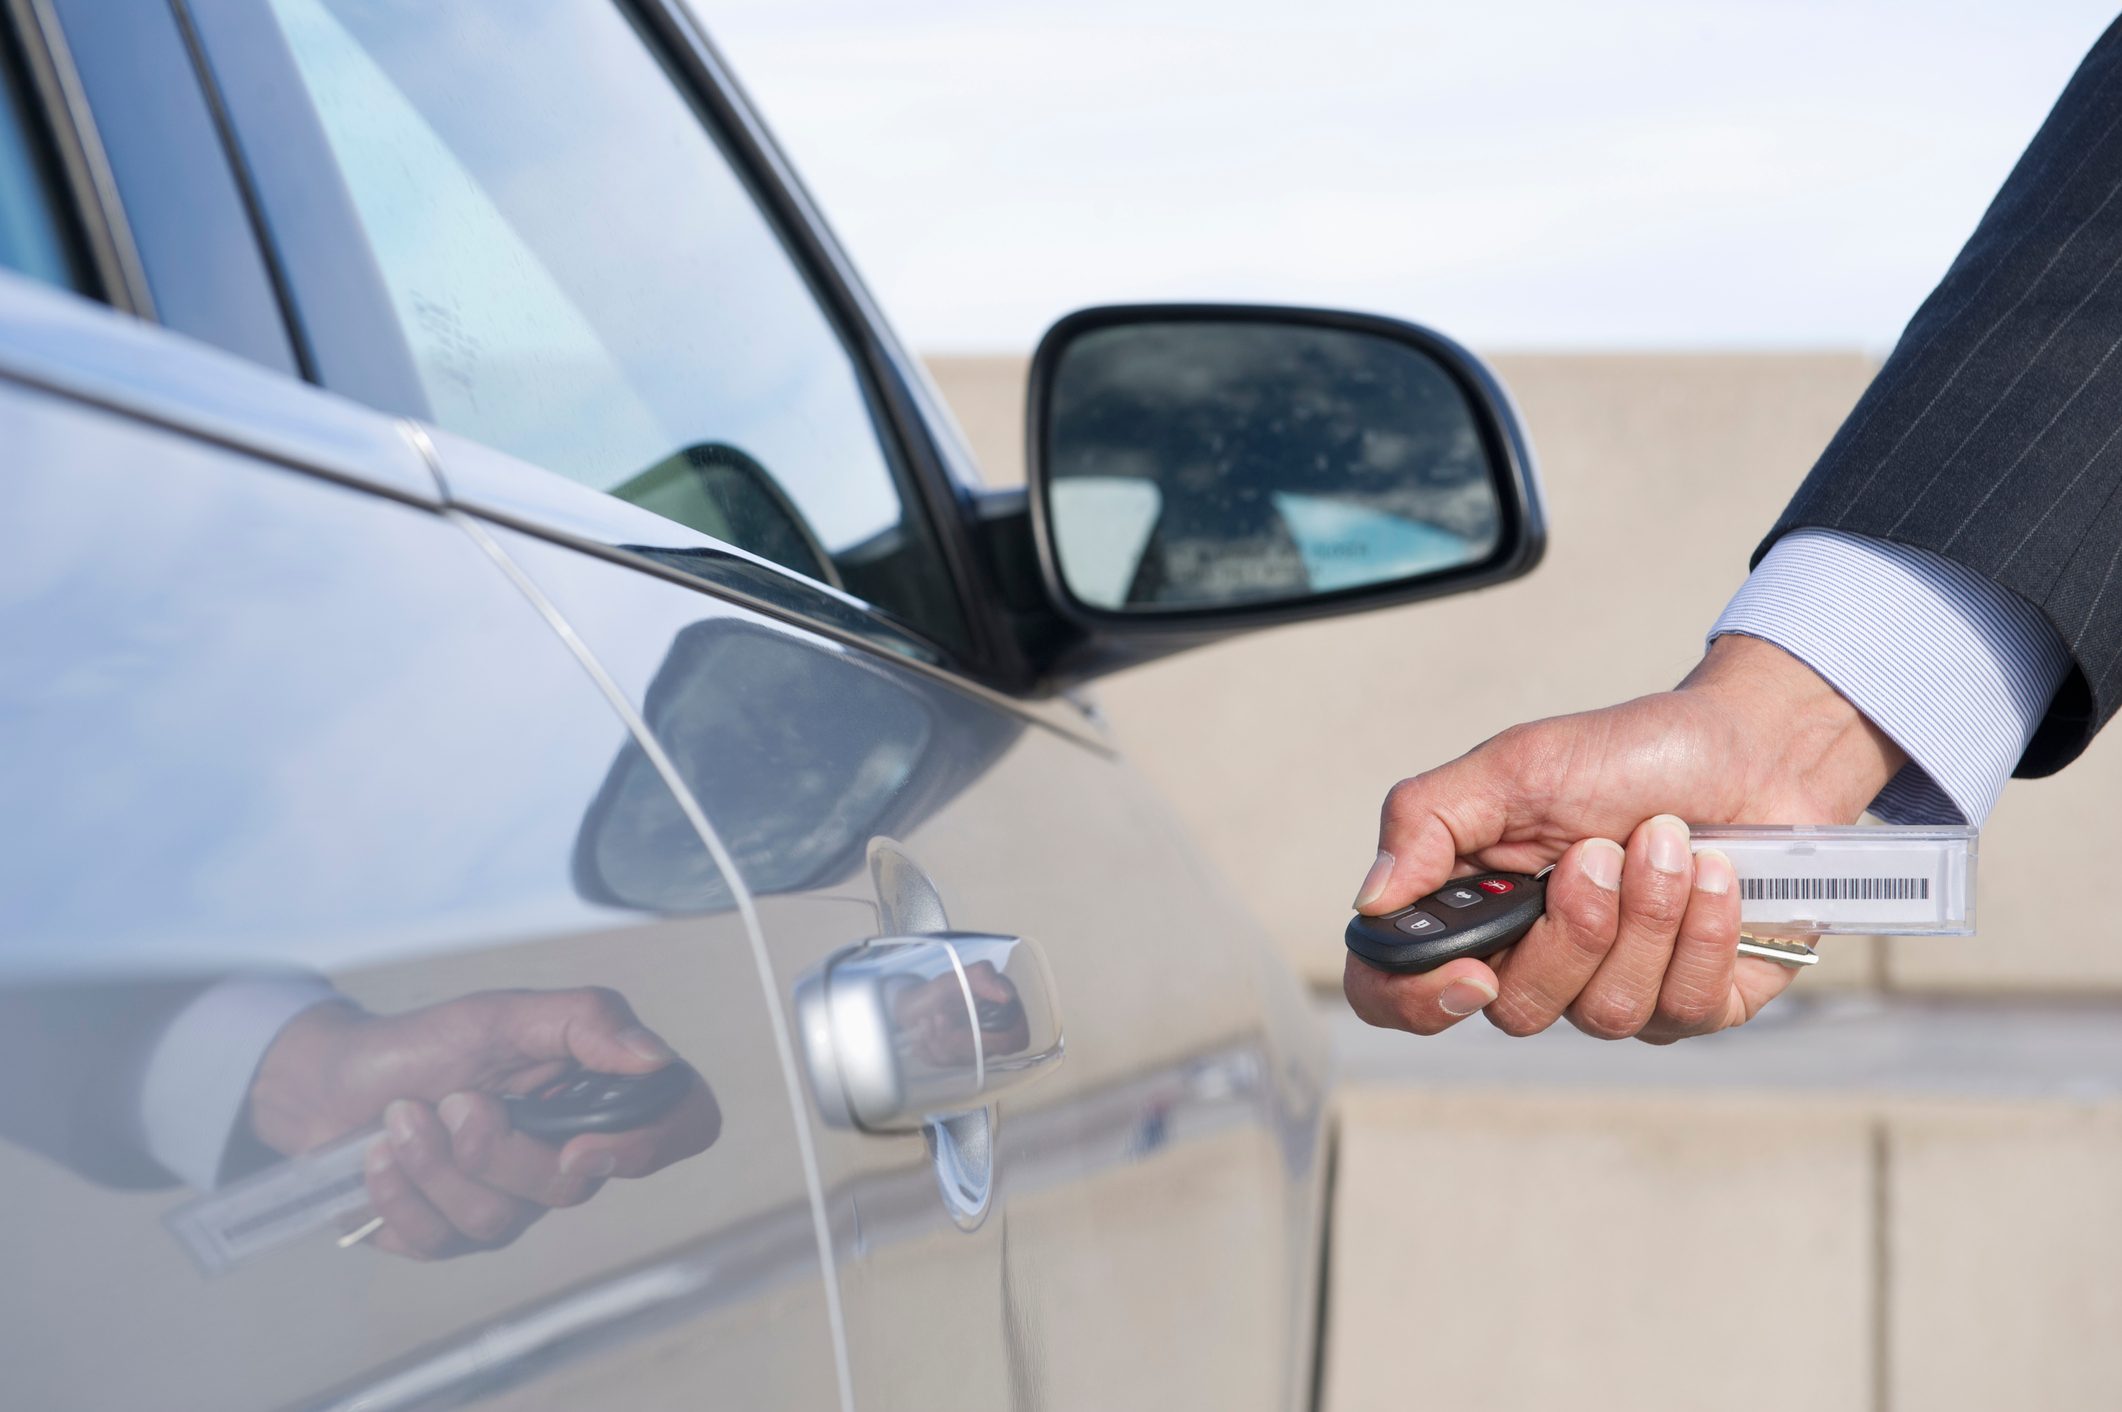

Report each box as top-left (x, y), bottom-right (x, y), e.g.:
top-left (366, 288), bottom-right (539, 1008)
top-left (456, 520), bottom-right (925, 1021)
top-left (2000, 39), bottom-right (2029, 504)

top-left (1318, 1087), bottom-right (2122, 1412)
top-left (927, 351), bottom-right (2122, 995)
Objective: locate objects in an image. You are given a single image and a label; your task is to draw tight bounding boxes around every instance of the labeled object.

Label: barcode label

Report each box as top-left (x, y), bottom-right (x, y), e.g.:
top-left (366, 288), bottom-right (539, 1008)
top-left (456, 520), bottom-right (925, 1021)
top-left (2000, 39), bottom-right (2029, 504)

top-left (1739, 877), bottom-right (1930, 902)
top-left (1695, 828), bottom-right (1972, 935)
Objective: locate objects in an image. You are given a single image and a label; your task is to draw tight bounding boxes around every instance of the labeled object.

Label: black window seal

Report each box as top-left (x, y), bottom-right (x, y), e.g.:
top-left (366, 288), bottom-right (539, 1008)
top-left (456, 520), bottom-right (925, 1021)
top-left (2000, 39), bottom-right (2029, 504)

top-left (624, 0), bottom-right (1016, 684)
top-left (1, 0), bottom-right (149, 312)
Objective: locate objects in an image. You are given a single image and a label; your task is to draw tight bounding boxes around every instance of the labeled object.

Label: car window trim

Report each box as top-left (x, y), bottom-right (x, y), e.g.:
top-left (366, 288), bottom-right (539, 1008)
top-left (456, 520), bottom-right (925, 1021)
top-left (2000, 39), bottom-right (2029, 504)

top-left (633, 0), bottom-right (1010, 676)
top-left (178, 0), bottom-right (1009, 682)
top-left (2, 0), bottom-right (147, 311)
top-left (36, 0), bottom-right (304, 374)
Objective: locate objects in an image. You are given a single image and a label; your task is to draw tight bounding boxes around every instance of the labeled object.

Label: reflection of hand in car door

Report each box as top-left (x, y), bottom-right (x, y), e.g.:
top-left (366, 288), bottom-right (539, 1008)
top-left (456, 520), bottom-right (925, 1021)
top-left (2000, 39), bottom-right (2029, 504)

top-left (246, 987), bottom-right (721, 1260)
top-left (889, 961), bottom-right (1032, 1068)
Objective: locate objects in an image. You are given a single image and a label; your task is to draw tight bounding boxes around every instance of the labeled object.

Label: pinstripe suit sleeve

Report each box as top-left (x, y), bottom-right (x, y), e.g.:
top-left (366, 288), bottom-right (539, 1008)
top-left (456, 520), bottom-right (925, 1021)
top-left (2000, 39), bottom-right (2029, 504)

top-left (1762, 14), bottom-right (2122, 776)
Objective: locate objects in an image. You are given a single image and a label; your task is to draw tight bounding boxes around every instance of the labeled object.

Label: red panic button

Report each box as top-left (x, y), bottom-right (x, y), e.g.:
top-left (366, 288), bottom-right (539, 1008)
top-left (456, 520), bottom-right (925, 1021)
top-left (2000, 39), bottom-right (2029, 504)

top-left (1477, 878), bottom-right (1515, 895)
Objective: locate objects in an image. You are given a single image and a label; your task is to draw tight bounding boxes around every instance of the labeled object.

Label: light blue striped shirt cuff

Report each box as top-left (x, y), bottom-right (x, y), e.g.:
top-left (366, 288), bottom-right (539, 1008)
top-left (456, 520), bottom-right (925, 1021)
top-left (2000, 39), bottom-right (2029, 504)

top-left (1709, 529), bottom-right (2070, 826)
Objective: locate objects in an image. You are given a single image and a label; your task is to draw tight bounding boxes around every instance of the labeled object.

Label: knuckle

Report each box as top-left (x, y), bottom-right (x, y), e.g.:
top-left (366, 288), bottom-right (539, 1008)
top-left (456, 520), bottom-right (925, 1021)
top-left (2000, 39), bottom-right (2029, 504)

top-left (1555, 914), bottom-right (1616, 964)
top-left (1488, 720), bottom-right (1536, 757)
top-left (454, 1140), bottom-right (493, 1179)
top-left (577, 985), bottom-right (629, 1020)
top-left (460, 1201), bottom-right (518, 1243)
top-left (447, 1120), bottom-right (495, 1175)
top-left (393, 1138), bottom-right (439, 1177)
top-left (1343, 966), bottom-right (1394, 1030)
top-left (1393, 1001), bottom-right (1451, 1037)
top-left (1487, 720), bottom-right (1557, 778)
top-left (1484, 993), bottom-right (1554, 1038)
top-left (1654, 986), bottom-right (1720, 1032)
top-left (548, 1176), bottom-right (596, 1208)
top-left (1627, 878), bottom-right (1690, 928)
top-left (1571, 993), bottom-right (1648, 1041)
top-left (1551, 884), bottom-right (1619, 952)
top-left (1381, 776), bottom-right (1428, 821)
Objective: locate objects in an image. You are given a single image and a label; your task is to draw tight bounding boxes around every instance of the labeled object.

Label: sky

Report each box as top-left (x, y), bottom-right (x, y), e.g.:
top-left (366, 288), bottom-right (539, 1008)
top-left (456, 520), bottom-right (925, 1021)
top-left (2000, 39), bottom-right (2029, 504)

top-left (702, 0), bottom-right (2120, 353)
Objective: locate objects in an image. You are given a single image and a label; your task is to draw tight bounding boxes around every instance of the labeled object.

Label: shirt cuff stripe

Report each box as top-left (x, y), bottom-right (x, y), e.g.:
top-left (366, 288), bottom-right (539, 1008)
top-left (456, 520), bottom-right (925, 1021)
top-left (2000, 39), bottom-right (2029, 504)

top-left (1709, 529), bottom-right (2070, 826)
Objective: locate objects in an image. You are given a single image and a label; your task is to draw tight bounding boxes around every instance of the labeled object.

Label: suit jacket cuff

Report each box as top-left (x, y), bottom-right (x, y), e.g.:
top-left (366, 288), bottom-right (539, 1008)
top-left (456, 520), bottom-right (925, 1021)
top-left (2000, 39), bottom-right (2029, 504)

top-left (136, 975), bottom-right (341, 1190)
top-left (1710, 529), bottom-right (2070, 825)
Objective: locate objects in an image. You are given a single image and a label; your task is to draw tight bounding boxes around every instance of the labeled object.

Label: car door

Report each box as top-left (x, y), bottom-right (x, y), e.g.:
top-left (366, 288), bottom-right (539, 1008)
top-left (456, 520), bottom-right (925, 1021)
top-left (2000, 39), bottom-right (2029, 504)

top-left (0, 64), bottom-right (843, 1408)
top-left (172, 1), bottom-right (1336, 1407)
top-left (479, 513), bottom-right (1333, 1412)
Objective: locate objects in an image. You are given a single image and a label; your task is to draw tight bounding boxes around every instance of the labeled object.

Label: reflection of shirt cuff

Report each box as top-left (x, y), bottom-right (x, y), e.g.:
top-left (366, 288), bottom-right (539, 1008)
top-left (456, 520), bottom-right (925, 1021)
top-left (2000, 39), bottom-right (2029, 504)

top-left (137, 976), bottom-right (340, 1189)
top-left (1711, 529), bottom-right (2071, 825)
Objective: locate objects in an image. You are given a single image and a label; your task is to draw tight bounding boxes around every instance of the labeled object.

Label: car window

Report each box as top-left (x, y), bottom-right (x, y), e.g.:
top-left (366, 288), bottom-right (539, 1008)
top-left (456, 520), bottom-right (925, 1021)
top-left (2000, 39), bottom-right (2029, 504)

top-left (0, 30), bottom-right (85, 293)
top-left (255, 0), bottom-right (967, 652)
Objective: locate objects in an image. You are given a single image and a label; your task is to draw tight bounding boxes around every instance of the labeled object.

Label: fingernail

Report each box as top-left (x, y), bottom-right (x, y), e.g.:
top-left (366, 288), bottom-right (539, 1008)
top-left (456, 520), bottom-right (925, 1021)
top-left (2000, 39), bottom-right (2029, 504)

top-left (385, 1100), bottom-right (419, 1150)
top-left (618, 1027), bottom-right (676, 1065)
top-left (1648, 815), bottom-right (1691, 874)
top-left (1353, 850), bottom-right (1395, 910)
top-left (437, 1093), bottom-right (474, 1134)
top-left (1695, 848), bottom-right (1734, 895)
top-left (1439, 978), bottom-right (1498, 1016)
top-left (1580, 838), bottom-right (1625, 890)
top-left (564, 1150), bottom-right (617, 1180)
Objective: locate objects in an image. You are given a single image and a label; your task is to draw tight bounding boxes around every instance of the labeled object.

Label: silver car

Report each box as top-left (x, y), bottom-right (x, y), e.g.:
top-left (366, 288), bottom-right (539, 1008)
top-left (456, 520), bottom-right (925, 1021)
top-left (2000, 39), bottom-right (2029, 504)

top-left (0, 2), bottom-right (1542, 1408)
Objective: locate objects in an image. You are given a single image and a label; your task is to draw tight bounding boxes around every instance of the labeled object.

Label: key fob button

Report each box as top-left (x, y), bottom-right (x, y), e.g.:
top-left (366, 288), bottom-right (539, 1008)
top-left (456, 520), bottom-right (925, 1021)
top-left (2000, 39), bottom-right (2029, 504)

top-left (1394, 910), bottom-right (1446, 937)
top-left (1477, 878), bottom-right (1514, 895)
top-left (1437, 885), bottom-right (1484, 909)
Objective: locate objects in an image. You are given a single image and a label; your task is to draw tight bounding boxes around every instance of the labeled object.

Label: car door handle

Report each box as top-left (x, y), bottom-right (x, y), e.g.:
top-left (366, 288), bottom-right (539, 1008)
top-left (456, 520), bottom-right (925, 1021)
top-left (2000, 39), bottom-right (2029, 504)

top-left (794, 931), bottom-right (1063, 1132)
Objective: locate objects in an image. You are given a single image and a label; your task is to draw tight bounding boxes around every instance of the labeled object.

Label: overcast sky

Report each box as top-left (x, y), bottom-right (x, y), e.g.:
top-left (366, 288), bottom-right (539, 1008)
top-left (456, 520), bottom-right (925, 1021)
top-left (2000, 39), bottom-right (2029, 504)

top-left (702, 1), bottom-right (2119, 352)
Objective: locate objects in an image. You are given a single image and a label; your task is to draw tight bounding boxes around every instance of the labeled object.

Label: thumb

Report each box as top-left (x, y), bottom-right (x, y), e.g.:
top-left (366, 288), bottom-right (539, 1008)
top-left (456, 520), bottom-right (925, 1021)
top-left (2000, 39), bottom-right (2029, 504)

top-left (506, 987), bottom-right (677, 1075)
top-left (1355, 753), bottom-right (1511, 916)
top-left (1344, 953), bottom-right (1501, 1036)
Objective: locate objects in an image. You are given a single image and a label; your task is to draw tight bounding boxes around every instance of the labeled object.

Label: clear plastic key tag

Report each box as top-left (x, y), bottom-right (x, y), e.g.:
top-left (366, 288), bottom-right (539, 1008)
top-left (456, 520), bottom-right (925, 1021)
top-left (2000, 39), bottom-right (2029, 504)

top-left (164, 1123), bottom-right (382, 1276)
top-left (1691, 824), bottom-right (1977, 936)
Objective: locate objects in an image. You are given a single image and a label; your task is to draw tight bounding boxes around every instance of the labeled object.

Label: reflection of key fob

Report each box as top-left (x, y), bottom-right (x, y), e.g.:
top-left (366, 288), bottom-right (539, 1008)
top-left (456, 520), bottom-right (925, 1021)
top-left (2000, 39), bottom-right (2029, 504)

top-left (505, 1063), bottom-right (695, 1141)
top-left (1345, 872), bottom-right (1547, 975)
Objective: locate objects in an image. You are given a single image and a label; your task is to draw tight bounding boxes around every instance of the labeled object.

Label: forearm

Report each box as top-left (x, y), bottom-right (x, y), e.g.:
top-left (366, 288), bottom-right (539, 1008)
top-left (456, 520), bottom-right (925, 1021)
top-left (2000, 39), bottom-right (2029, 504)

top-left (1677, 632), bottom-right (1909, 823)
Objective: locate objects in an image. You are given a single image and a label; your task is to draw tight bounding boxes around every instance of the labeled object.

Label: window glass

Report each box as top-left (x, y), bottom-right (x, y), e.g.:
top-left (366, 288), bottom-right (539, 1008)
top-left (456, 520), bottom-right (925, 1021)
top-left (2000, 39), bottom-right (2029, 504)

top-left (0, 36), bottom-right (84, 293)
top-left (260, 0), bottom-right (964, 650)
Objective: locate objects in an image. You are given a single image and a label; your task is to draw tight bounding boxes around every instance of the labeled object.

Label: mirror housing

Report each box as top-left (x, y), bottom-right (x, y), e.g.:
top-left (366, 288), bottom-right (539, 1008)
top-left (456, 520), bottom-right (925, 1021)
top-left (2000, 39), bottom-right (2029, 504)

top-left (1011, 303), bottom-right (1544, 684)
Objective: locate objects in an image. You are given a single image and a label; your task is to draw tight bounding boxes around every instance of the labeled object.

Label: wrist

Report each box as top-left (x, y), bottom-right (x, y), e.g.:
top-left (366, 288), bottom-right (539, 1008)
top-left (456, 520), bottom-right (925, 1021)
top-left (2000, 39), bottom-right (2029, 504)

top-left (1680, 633), bottom-right (1908, 821)
top-left (246, 1000), bottom-right (370, 1156)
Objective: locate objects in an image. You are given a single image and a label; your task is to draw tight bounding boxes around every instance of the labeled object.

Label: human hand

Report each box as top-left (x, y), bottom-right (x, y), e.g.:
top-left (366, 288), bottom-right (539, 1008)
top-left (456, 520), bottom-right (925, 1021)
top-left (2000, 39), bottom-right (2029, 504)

top-left (1343, 635), bottom-right (1907, 1043)
top-left (248, 987), bottom-right (720, 1259)
top-left (892, 961), bottom-right (1030, 1066)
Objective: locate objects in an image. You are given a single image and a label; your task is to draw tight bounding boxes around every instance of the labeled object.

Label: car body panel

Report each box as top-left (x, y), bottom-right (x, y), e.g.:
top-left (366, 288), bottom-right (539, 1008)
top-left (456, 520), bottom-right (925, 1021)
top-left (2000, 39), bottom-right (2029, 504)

top-left (0, 341), bottom-right (841, 1410)
top-left (0, 269), bottom-right (438, 504)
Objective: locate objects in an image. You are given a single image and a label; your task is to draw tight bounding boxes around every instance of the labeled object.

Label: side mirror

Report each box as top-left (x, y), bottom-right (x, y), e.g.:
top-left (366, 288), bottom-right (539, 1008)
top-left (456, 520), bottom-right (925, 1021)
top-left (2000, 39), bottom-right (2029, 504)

top-left (1022, 304), bottom-right (1543, 675)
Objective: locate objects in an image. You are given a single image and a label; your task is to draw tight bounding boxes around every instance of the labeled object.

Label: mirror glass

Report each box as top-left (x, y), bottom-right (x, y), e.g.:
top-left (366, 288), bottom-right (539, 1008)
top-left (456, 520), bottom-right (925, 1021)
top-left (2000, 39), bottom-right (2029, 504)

top-left (1043, 320), bottom-right (1503, 613)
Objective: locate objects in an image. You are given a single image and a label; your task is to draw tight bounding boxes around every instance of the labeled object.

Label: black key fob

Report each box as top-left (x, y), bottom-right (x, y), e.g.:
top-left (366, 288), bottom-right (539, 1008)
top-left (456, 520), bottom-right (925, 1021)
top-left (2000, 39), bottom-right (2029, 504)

top-left (504, 1063), bottom-right (695, 1142)
top-left (1345, 871), bottom-right (1547, 974)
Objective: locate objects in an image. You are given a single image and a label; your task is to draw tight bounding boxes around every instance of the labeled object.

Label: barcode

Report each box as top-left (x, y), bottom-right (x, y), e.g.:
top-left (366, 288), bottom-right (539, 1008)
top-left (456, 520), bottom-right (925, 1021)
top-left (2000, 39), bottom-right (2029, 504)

top-left (1739, 877), bottom-right (1930, 901)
